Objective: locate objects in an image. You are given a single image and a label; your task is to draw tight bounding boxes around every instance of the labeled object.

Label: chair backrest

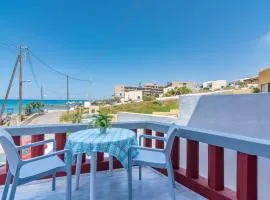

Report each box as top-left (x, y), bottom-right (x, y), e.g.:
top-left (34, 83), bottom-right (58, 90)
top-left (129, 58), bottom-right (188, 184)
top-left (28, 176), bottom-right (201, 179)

top-left (164, 123), bottom-right (178, 156)
top-left (0, 129), bottom-right (21, 175)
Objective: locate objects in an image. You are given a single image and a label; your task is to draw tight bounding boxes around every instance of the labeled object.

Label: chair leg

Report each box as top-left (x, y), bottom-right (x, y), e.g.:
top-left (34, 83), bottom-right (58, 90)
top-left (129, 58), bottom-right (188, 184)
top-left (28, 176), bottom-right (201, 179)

top-left (168, 160), bottom-right (176, 188)
top-left (9, 176), bottom-right (19, 200)
top-left (75, 153), bottom-right (82, 190)
top-left (167, 164), bottom-right (176, 200)
top-left (128, 164), bottom-right (132, 200)
top-left (2, 170), bottom-right (11, 200)
top-left (109, 155), bottom-right (113, 176)
top-left (66, 165), bottom-right (72, 200)
top-left (52, 173), bottom-right (56, 191)
top-left (139, 166), bottom-right (142, 180)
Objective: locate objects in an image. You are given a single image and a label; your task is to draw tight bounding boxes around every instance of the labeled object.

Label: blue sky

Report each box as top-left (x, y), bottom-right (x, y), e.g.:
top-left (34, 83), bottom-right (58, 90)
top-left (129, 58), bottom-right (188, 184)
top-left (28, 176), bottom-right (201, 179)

top-left (0, 0), bottom-right (270, 100)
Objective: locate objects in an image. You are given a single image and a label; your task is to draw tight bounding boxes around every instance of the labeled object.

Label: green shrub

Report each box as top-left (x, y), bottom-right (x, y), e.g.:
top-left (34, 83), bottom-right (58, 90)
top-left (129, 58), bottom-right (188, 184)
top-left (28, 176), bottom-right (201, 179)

top-left (253, 88), bottom-right (260, 93)
top-left (100, 99), bottom-right (178, 114)
top-left (143, 96), bottom-right (156, 101)
top-left (165, 87), bottom-right (192, 97)
top-left (60, 107), bottom-right (83, 123)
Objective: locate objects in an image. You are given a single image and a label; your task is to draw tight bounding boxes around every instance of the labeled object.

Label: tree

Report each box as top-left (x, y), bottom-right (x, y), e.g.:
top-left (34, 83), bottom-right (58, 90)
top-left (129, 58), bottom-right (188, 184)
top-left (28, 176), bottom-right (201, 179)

top-left (253, 88), bottom-right (260, 93)
top-left (164, 87), bottom-right (192, 97)
top-left (24, 102), bottom-right (45, 115)
top-left (24, 104), bottom-right (32, 116)
top-left (237, 81), bottom-right (245, 88)
top-left (175, 87), bottom-right (192, 95)
top-left (30, 102), bottom-right (44, 113)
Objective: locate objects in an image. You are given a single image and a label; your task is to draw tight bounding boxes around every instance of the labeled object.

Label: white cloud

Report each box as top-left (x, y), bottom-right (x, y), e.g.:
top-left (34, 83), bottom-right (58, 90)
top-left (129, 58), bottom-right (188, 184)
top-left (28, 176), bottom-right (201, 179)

top-left (260, 32), bottom-right (270, 43)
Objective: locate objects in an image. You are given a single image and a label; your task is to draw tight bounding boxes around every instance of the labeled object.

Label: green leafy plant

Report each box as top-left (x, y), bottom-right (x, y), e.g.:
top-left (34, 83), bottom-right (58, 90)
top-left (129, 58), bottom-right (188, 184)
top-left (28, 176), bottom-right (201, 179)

top-left (72, 107), bottom-right (83, 124)
top-left (92, 111), bottom-right (112, 129)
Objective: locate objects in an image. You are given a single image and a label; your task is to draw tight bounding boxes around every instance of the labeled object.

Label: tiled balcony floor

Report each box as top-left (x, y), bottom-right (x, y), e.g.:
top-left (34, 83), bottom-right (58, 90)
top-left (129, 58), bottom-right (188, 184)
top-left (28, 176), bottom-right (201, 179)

top-left (0, 167), bottom-right (205, 200)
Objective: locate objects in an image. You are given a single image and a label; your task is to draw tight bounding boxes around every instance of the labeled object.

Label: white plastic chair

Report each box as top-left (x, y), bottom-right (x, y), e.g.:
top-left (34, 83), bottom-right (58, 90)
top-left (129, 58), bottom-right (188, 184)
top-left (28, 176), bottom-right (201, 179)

top-left (0, 129), bottom-right (72, 200)
top-left (128, 124), bottom-right (179, 200)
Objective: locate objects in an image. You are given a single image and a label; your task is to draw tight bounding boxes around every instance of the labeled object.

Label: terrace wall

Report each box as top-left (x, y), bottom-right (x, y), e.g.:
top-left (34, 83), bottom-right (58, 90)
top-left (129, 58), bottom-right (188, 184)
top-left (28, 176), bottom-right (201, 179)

top-left (117, 93), bottom-right (270, 200)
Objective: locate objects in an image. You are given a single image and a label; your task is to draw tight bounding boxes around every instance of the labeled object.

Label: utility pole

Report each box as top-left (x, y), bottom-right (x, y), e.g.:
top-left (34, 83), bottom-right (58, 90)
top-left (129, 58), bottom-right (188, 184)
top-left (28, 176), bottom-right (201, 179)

top-left (41, 86), bottom-right (44, 100)
top-left (66, 75), bottom-right (69, 112)
top-left (18, 46), bottom-right (23, 121)
top-left (0, 56), bottom-right (20, 123)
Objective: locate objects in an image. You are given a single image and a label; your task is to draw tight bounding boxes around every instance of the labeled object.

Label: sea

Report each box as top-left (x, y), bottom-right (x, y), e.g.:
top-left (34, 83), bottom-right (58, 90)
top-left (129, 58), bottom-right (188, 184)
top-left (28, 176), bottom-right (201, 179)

top-left (0, 99), bottom-right (84, 114)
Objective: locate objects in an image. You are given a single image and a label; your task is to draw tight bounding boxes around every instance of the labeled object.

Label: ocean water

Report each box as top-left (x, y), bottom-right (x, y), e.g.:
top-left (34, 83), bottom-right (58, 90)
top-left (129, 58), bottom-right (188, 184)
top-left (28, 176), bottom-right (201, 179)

top-left (0, 99), bottom-right (83, 114)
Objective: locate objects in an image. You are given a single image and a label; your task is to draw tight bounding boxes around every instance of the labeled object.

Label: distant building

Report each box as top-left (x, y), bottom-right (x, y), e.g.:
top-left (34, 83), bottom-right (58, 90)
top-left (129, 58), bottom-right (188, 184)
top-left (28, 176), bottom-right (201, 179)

top-left (114, 85), bottom-right (138, 98)
top-left (259, 68), bottom-right (270, 93)
top-left (114, 83), bottom-right (163, 99)
top-left (203, 80), bottom-right (227, 90)
top-left (124, 90), bottom-right (143, 102)
top-left (143, 83), bottom-right (164, 97)
top-left (170, 81), bottom-right (196, 89)
top-left (239, 76), bottom-right (259, 88)
top-left (84, 101), bottom-right (99, 114)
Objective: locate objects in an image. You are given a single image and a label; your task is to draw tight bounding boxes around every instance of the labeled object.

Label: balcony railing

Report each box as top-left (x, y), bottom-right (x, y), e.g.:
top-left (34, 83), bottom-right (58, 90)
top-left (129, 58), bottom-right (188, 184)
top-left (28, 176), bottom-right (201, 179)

top-left (2, 120), bottom-right (269, 200)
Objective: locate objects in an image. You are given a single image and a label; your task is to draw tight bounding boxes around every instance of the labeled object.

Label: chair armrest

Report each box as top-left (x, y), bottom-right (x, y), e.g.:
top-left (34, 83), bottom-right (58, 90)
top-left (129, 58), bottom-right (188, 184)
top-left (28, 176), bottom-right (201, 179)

top-left (128, 145), bottom-right (164, 155)
top-left (22, 149), bottom-right (71, 165)
top-left (16, 139), bottom-right (56, 151)
top-left (139, 134), bottom-right (167, 146)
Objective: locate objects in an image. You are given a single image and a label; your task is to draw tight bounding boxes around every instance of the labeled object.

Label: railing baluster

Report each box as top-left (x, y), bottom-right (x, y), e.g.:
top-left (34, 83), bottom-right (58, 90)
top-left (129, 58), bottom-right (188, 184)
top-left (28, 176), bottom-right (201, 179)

top-left (171, 137), bottom-right (179, 169)
top-left (82, 154), bottom-right (86, 163)
top-left (97, 153), bottom-right (104, 162)
top-left (143, 129), bottom-right (152, 147)
top-left (55, 133), bottom-right (66, 160)
top-left (155, 132), bottom-right (164, 149)
top-left (31, 134), bottom-right (44, 158)
top-left (208, 145), bottom-right (224, 190)
top-left (237, 152), bottom-right (257, 200)
top-left (186, 139), bottom-right (199, 179)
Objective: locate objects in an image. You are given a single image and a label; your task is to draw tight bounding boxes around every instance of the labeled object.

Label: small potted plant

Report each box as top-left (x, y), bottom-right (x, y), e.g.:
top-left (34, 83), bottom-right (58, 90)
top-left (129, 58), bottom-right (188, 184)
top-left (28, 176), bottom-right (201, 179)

top-left (91, 111), bottom-right (113, 133)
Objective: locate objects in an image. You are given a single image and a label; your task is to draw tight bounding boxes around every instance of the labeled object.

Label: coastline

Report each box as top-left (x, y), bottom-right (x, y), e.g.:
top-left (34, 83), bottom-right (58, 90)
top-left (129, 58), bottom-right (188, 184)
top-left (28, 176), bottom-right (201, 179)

top-left (0, 99), bottom-right (85, 114)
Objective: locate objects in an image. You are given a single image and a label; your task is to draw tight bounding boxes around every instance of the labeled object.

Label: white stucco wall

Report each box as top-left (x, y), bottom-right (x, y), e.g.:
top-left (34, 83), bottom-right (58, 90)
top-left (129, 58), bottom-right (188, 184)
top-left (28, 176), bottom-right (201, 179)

top-left (124, 90), bottom-right (143, 102)
top-left (117, 93), bottom-right (270, 199)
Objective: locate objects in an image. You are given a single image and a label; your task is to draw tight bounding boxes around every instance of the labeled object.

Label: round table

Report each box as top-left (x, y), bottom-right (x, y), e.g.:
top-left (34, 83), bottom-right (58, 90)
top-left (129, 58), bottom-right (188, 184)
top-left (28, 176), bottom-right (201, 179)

top-left (65, 128), bottom-right (138, 200)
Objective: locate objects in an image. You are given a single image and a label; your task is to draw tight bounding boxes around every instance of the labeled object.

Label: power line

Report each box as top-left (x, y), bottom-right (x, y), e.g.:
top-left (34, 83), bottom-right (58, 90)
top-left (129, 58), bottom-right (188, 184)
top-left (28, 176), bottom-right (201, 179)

top-left (28, 49), bottom-right (67, 77)
top-left (28, 49), bottom-right (92, 83)
top-left (0, 42), bottom-right (17, 53)
top-left (68, 74), bottom-right (92, 83)
top-left (28, 52), bottom-right (90, 98)
top-left (28, 53), bottom-right (41, 88)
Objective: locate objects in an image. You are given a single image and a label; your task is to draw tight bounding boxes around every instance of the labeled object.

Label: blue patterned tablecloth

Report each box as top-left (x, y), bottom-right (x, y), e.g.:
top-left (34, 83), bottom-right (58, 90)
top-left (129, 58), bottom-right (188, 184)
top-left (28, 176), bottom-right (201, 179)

top-left (65, 128), bottom-right (138, 169)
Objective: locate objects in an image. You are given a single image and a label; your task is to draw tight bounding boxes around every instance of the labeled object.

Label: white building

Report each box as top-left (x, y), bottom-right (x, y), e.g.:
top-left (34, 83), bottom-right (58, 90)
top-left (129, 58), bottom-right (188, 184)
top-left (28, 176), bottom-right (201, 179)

top-left (123, 90), bottom-right (143, 102)
top-left (202, 80), bottom-right (227, 90)
top-left (114, 85), bottom-right (138, 98)
top-left (84, 101), bottom-right (99, 114)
